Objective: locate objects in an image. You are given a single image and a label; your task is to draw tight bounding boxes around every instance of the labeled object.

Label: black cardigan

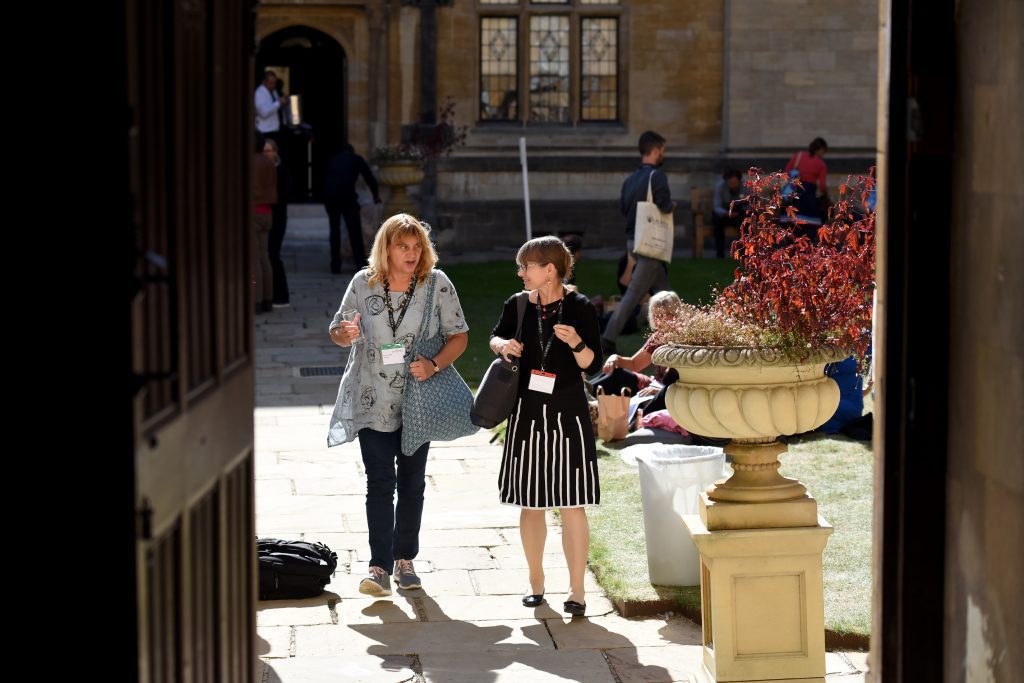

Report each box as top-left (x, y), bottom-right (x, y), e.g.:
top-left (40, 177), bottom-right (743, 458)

top-left (491, 290), bottom-right (603, 394)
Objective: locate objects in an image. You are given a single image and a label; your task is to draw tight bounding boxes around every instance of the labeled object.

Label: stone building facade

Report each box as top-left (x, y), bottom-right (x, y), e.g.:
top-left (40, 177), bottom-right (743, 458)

top-left (256, 0), bottom-right (878, 250)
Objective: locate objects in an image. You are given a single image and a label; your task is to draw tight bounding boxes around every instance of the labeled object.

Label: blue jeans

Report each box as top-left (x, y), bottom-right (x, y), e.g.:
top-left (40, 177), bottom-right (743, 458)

top-left (358, 428), bottom-right (430, 574)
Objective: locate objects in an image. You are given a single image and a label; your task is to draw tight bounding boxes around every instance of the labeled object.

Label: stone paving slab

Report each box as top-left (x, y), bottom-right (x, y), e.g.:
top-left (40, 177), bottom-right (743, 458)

top-left (260, 495), bottom-right (363, 517)
top-left (257, 625), bottom-right (293, 659)
top-left (545, 615), bottom-right (703, 650)
top-left (418, 649), bottom-right (616, 683)
top-left (336, 597), bottom-right (421, 625)
top-left (604, 645), bottom-right (704, 683)
top-left (428, 473), bottom-right (504, 494)
top-left (259, 655), bottom-right (417, 683)
top-left (293, 476), bottom-right (366, 496)
top-left (422, 459), bottom-right (472, 476)
top-left (293, 620), bottom-right (554, 657)
top-left (325, 570), bottom-right (479, 599)
top-left (257, 462), bottom-right (362, 481)
top-left (410, 594), bottom-right (617, 622)
top-left (256, 515), bottom-right (346, 535)
top-left (257, 603), bottom-right (337, 627)
top-left (258, 479), bottom-right (295, 499)
top-left (412, 546), bottom-right (497, 570)
top-left (470, 568), bottom-right (602, 596)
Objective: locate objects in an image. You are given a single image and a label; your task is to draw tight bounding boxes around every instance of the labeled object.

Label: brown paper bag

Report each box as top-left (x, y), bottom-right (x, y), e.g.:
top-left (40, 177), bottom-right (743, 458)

top-left (597, 386), bottom-right (632, 442)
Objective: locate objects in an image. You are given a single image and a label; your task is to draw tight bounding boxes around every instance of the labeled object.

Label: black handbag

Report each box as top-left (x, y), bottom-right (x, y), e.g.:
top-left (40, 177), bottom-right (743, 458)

top-left (471, 292), bottom-right (528, 428)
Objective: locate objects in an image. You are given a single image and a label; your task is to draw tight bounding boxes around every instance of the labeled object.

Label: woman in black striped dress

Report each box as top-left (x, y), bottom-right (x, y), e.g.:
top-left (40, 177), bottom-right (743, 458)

top-left (488, 236), bottom-right (603, 616)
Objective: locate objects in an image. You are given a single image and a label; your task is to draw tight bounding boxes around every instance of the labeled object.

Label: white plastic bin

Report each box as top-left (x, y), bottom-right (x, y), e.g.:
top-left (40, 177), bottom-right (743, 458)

top-left (633, 445), bottom-right (726, 586)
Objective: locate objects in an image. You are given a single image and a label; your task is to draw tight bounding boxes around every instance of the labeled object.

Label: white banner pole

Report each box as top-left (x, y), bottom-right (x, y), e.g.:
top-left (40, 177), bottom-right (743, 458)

top-left (519, 136), bottom-right (532, 241)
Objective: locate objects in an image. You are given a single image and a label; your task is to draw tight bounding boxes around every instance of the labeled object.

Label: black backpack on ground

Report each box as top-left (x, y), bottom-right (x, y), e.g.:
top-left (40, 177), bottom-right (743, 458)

top-left (257, 538), bottom-right (338, 600)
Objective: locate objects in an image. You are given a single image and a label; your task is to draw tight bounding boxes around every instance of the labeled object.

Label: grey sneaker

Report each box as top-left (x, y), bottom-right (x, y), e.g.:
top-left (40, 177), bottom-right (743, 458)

top-left (358, 566), bottom-right (392, 597)
top-left (393, 559), bottom-right (422, 590)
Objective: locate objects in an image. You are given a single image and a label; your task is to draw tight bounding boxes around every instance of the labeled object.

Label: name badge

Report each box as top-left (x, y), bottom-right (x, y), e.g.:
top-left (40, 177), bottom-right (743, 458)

top-left (381, 343), bottom-right (406, 366)
top-left (528, 370), bottom-right (556, 394)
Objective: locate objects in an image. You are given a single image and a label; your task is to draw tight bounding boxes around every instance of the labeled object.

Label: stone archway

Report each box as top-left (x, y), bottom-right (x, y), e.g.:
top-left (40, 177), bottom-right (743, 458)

top-left (257, 25), bottom-right (347, 202)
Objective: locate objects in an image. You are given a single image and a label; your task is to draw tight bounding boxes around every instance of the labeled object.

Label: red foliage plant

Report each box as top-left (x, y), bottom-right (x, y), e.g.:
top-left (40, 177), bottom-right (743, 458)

top-left (657, 168), bottom-right (876, 362)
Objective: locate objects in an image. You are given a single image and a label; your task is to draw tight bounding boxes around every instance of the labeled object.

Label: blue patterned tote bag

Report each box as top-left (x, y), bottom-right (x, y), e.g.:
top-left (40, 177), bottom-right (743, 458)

top-left (400, 271), bottom-right (479, 455)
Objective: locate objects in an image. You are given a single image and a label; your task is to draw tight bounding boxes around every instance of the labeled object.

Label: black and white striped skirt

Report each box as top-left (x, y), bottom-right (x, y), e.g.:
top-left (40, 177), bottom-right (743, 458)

top-left (498, 387), bottom-right (600, 509)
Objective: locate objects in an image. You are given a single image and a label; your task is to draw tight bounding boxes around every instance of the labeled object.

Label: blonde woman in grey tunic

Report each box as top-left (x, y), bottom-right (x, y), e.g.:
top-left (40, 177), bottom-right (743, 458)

top-left (328, 214), bottom-right (469, 596)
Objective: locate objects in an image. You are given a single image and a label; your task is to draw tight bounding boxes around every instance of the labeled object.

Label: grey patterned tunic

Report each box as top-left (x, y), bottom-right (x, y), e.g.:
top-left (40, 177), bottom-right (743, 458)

top-left (327, 268), bottom-right (468, 447)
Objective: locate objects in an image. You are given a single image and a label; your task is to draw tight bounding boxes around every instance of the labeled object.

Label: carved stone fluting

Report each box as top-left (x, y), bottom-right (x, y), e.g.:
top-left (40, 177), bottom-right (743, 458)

top-left (655, 345), bottom-right (843, 510)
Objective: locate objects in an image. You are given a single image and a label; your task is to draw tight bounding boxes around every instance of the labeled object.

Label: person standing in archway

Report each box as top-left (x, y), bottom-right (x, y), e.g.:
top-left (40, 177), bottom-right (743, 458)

top-left (254, 70), bottom-right (288, 144)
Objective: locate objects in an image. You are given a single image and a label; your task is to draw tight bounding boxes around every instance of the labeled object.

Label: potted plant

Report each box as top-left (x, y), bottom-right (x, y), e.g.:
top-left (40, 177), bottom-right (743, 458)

top-left (371, 98), bottom-right (469, 216)
top-left (650, 169), bottom-right (876, 528)
top-left (371, 142), bottom-right (427, 215)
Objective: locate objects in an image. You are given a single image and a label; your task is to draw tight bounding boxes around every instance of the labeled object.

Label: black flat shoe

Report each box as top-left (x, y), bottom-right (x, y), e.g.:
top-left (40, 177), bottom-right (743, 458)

top-left (522, 593), bottom-right (545, 608)
top-left (563, 600), bottom-right (586, 616)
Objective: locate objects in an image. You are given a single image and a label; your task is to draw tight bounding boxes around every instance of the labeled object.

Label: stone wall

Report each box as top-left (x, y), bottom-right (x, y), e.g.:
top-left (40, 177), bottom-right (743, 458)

top-left (725, 0), bottom-right (878, 150)
top-left (944, 0), bottom-right (1024, 680)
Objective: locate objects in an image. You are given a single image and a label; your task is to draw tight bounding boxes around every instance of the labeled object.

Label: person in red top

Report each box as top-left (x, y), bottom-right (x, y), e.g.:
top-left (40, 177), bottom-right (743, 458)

top-left (252, 133), bottom-right (278, 314)
top-left (785, 137), bottom-right (830, 221)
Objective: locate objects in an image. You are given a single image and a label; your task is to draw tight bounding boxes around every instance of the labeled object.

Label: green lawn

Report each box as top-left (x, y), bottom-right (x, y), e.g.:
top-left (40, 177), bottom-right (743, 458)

top-left (443, 257), bottom-right (737, 385)
top-left (783, 432), bottom-right (873, 637)
top-left (587, 446), bottom-right (703, 613)
top-left (588, 433), bottom-right (873, 639)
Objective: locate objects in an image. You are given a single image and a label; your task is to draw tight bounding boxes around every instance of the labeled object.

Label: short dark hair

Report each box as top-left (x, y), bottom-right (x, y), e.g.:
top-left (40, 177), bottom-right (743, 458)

top-left (809, 137), bottom-right (829, 155)
top-left (723, 168), bottom-right (742, 181)
top-left (638, 131), bottom-right (666, 156)
top-left (263, 70), bottom-right (277, 81)
top-left (341, 143), bottom-right (355, 154)
top-left (255, 131), bottom-right (266, 153)
top-left (561, 234), bottom-right (583, 254)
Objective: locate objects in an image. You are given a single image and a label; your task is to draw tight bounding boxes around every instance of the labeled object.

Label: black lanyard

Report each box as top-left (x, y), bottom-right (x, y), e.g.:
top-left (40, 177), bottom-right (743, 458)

top-left (535, 297), bottom-right (563, 372)
top-left (382, 275), bottom-right (417, 338)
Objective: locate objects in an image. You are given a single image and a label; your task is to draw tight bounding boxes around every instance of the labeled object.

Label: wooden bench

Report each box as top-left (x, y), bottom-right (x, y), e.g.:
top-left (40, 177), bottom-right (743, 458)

top-left (690, 186), bottom-right (740, 258)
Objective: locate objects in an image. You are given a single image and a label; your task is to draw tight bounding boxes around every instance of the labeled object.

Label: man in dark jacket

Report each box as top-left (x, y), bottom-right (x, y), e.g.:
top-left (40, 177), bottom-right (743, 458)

top-left (324, 144), bottom-right (382, 274)
top-left (600, 131), bottom-right (674, 355)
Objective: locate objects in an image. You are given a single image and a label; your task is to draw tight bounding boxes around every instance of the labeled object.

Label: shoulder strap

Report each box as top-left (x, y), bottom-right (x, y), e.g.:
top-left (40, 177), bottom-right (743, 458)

top-left (513, 292), bottom-right (529, 341)
top-left (418, 272), bottom-right (439, 337)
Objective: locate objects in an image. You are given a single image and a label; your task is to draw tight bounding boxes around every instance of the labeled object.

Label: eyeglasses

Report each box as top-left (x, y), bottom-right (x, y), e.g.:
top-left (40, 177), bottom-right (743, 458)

top-left (516, 262), bottom-right (543, 275)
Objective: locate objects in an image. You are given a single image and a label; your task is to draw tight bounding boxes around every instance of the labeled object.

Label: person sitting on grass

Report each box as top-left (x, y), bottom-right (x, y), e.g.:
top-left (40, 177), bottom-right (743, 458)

top-left (591, 291), bottom-right (683, 411)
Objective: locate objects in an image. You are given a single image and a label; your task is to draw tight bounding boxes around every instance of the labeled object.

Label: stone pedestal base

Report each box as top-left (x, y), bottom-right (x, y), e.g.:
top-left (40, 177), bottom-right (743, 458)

top-left (383, 185), bottom-right (417, 218)
top-left (701, 492), bottom-right (820, 530)
top-left (684, 514), bottom-right (833, 683)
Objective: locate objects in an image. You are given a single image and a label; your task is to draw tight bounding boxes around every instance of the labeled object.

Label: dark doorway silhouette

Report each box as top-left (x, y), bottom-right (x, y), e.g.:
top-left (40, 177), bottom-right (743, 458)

top-left (257, 26), bottom-right (346, 202)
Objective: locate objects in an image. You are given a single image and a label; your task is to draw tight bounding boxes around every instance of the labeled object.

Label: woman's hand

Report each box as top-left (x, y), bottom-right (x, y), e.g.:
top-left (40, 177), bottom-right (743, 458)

top-left (331, 314), bottom-right (362, 346)
top-left (603, 354), bottom-right (622, 373)
top-left (553, 324), bottom-right (583, 350)
top-left (500, 339), bottom-right (523, 362)
top-left (409, 354), bottom-right (435, 382)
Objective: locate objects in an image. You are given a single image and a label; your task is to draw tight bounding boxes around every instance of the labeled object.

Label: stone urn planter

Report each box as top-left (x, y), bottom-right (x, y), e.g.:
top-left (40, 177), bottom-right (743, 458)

top-left (651, 344), bottom-right (846, 530)
top-left (653, 344), bottom-right (845, 683)
top-left (375, 160), bottom-right (425, 217)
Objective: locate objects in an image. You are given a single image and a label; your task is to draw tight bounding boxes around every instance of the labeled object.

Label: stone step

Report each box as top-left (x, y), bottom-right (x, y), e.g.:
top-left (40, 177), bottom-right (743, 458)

top-left (288, 203), bottom-right (328, 218)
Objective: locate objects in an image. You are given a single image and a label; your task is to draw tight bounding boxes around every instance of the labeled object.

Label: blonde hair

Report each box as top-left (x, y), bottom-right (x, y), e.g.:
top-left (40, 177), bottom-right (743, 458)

top-left (648, 291), bottom-right (683, 328)
top-left (516, 235), bottom-right (575, 284)
top-left (367, 213), bottom-right (438, 287)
